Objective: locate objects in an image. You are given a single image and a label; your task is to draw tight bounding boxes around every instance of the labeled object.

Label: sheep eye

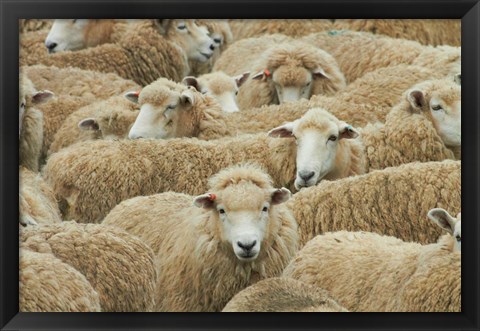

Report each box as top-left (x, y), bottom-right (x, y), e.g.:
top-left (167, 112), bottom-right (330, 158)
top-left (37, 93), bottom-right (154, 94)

top-left (262, 206), bottom-right (268, 212)
top-left (456, 235), bottom-right (461, 242)
top-left (235, 91), bottom-right (239, 96)
top-left (432, 105), bottom-right (443, 111)
top-left (201, 90), bottom-right (208, 95)
top-left (166, 104), bottom-right (176, 110)
top-left (306, 82), bottom-right (311, 87)
top-left (328, 135), bottom-right (337, 141)
top-left (218, 208), bottom-right (225, 214)
top-left (20, 102), bottom-right (25, 108)
top-left (177, 24), bottom-right (187, 30)
top-left (166, 120), bottom-right (173, 126)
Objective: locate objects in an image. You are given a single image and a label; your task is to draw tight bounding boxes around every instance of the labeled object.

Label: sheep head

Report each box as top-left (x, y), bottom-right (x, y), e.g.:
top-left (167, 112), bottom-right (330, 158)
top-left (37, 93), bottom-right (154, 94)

top-left (251, 43), bottom-right (346, 104)
top-left (182, 71), bottom-right (249, 113)
top-left (157, 19), bottom-right (215, 63)
top-left (127, 78), bottom-right (205, 139)
top-left (268, 108), bottom-right (359, 190)
top-left (406, 76), bottom-right (461, 147)
top-left (428, 208), bottom-right (461, 252)
top-left (193, 164), bottom-right (292, 262)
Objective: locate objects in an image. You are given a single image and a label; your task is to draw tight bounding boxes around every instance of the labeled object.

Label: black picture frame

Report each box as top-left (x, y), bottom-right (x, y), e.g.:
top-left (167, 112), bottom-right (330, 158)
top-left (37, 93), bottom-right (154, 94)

top-left (1, 0), bottom-right (479, 330)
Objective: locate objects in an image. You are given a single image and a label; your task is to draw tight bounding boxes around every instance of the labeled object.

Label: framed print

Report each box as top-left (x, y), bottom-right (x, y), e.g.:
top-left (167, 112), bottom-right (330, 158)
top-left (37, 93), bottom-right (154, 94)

top-left (1, 0), bottom-right (479, 330)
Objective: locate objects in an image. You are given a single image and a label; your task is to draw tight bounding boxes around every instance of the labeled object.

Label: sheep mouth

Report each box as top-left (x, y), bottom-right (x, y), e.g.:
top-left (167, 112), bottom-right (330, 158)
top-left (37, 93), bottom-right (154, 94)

top-left (236, 253), bottom-right (258, 261)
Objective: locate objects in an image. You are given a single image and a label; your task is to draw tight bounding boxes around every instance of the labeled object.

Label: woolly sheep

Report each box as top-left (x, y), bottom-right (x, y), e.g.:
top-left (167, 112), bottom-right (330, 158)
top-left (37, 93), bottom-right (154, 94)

top-left (48, 96), bottom-right (139, 155)
top-left (302, 30), bottom-right (460, 83)
top-left (283, 210), bottom-right (461, 311)
top-left (222, 277), bottom-right (348, 312)
top-left (44, 107), bottom-right (365, 223)
top-left (229, 19), bottom-right (333, 40)
top-left (23, 64), bottom-right (140, 102)
top-left (19, 73), bottom-right (54, 171)
top-left (287, 160), bottom-right (460, 247)
top-left (333, 19), bottom-right (461, 46)
top-left (19, 166), bottom-right (61, 227)
top-left (19, 221), bottom-right (157, 312)
top-left (20, 249), bottom-right (101, 312)
top-left (182, 71), bottom-right (250, 112)
top-left (213, 36), bottom-right (346, 108)
top-left (102, 164), bottom-right (298, 311)
top-left (20, 20), bottom-right (190, 85)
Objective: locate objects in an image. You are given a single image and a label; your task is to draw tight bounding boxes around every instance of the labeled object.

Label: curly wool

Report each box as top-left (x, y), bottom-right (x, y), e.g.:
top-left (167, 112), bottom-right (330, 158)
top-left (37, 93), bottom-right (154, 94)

top-left (20, 166), bottom-right (61, 226)
top-left (222, 277), bottom-right (348, 312)
top-left (283, 230), bottom-right (461, 312)
top-left (20, 20), bottom-right (189, 85)
top-left (333, 19), bottom-right (461, 46)
top-left (19, 222), bottom-right (157, 312)
top-left (302, 30), bottom-right (460, 83)
top-left (20, 249), bottom-right (101, 312)
top-left (102, 164), bottom-right (298, 311)
top-left (287, 160), bottom-right (460, 247)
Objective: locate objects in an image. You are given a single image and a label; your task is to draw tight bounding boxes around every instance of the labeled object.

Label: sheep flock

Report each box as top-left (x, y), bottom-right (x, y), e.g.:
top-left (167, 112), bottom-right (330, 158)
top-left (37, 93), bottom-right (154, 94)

top-left (19, 18), bottom-right (461, 312)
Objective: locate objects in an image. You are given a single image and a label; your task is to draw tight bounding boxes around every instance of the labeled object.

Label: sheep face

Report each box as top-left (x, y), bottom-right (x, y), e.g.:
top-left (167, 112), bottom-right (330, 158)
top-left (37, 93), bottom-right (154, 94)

top-left (183, 72), bottom-right (249, 113)
top-left (19, 89), bottom-right (53, 137)
top-left (407, 79), bottom-right (461, 147)
top-left (159, 19), bottom-right (215, 63)
top-left (194, 184), bottom-right (291, 261)
top-left (127, 85), bottom-right (196, 140)
top-left (268, 108), bottom-right (359, 190)
top-left (428, 208), bottom-right (461, 252)
top-left (45, 19), bottom-right (92, 53)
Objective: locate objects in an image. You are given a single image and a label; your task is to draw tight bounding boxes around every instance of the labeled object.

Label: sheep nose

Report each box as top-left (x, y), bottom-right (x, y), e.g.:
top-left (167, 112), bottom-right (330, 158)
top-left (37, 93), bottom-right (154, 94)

top-left (209, 44), bottom-right (215, 51)
top-left (299, 170), bottom-right (315, 181)
top-left (45, 41), bottom-right (57, 52)
top-left (128, 133), bottom-right (143, 140)
top-left (237, 240), bottom-right (256, 252)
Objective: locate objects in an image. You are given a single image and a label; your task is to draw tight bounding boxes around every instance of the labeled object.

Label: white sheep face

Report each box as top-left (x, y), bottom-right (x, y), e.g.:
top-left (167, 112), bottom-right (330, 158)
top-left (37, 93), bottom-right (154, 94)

top-left (128, 103), bottom-right (176, 140)
top-left (19, 97), bottom-right (26, 137)
top-left (170, 20), bottom-right (214, 62)
top-left (194, 187), bottom-right (291, 261)
top-left (428, 208), bottom-right (461, 252)
top-left (45, 19), bottom-right (90, 53)
top-left (429, 96), bottom-right (461, 147)
top-left (268, 109), bottom-right (359, 190)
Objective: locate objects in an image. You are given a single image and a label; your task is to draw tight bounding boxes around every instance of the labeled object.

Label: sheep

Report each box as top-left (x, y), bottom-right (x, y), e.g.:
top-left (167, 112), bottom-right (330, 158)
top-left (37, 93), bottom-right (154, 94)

top-left (213, 36), bottom-right (346, 109)
top-left (301, 30), bottom-right (460, 83)
top-left (44, 107), bottom-right (364, 223)
top-left (287, 160), bottom-right (460, 247)
top-left (48, 96), bottom-right (139, 155)
top-left (333, 19), bottom-right (461, 46)
top-left (20, 20), bottom-right (190, 85)
top-left (19, 221), bottom-right (157, 312)
top-left (23, 64), bottom-right (140, 102)
top-left (19, 166), bottom-right (61, 227)
top-left (20, 249), bottom-right (101, 312)
top-left (182, 71), bottom-right (250, 112)
top-left (19, 73), bottom-right (53, 172)
top-left (222, 277), bottom-right (348, 312)
top-left (19, 19), bottom-right (52, 34)
top-left (102, 164), bottom-right (298, 311)
top-left (283, 209), bottom-right (461, 312)
top-left (228, 19), bottom-right (334, 40)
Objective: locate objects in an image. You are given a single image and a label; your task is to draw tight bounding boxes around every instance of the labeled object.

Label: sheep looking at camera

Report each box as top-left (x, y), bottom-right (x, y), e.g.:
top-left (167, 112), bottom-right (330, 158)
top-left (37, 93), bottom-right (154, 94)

top-left (283, 209), bottom-right (461, 312)
top-left (102, 164), bottom-right (298, 312)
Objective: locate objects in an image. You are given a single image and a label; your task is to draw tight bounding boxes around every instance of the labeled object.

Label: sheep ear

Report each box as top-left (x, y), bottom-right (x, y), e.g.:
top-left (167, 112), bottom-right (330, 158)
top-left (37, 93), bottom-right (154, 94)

top-left (427, 208), bottom-right (457, 234)
top-left (252, 69), bottom-right (271, 81)
top-left (312, 68), bottom-right (330, 79)
top-left (407, 89), bottom-right (426, 110)
top-left (234, 72), bottom-right (250, 87)
top-left (180, 90), bottom-right (195, 106)
top-left (454, 73), bottom-right (461, 86)
top-left (32, 90), bottom-right (54, 104)
top-left (78, 118), bottom-right (99, 131)
top-left (124, 91), bottom-right (140, 103)
top-left (182, 76), bottom-right (200, 91)
top-left (268, 122), bottom-right (295, 138)
top-left (270, 188), bottom-right (292, 205)
top-left (193, 193), bottom-right (217, 209)
top-left (339, 122), bottom-right (359, 139)
top-left (155, 19), bottom-right (171, 35)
